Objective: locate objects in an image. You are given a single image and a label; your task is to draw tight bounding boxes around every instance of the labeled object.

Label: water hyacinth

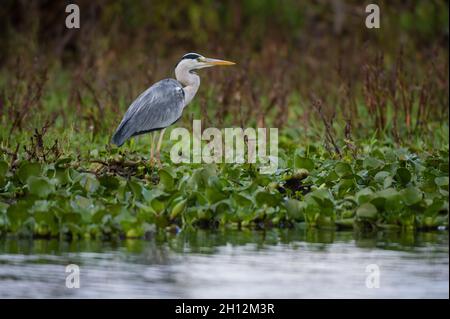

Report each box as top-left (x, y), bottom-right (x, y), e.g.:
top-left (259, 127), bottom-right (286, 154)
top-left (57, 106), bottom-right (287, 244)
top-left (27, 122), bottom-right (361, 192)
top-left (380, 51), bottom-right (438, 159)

top-left (0, 141), bottom-right (448, 239)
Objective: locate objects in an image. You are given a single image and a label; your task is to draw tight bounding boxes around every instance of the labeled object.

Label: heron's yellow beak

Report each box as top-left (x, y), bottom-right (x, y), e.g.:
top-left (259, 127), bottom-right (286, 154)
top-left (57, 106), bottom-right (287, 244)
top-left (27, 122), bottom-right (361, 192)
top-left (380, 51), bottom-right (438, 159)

top-left (204, 58), bottom-right (236, 66)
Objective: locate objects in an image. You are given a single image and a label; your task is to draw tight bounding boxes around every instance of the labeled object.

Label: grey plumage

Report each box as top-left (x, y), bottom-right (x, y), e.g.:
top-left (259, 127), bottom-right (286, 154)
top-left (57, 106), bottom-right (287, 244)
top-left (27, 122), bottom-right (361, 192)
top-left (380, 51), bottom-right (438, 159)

top-left (111, 53), bottom-right (234, 151)
top-left (111, 79), bottom-right (185, 146)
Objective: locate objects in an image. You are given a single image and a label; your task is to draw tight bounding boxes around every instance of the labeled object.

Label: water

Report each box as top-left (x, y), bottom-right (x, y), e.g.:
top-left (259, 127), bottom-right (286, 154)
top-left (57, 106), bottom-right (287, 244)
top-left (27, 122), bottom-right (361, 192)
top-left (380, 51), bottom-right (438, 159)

top-left (0, 229), bottom-right (448, 298)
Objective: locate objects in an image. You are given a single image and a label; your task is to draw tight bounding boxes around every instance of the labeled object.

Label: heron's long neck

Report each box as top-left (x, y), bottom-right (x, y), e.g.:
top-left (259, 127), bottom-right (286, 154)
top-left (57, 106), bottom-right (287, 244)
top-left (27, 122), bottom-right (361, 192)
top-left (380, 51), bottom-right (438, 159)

top-left (175, 65), bottom-right (200, 106)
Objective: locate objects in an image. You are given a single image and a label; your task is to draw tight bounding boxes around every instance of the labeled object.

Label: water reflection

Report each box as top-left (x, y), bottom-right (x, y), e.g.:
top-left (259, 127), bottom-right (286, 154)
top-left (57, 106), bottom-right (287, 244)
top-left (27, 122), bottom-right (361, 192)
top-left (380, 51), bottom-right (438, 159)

top-left (0, 228), bottom-right (448, 298)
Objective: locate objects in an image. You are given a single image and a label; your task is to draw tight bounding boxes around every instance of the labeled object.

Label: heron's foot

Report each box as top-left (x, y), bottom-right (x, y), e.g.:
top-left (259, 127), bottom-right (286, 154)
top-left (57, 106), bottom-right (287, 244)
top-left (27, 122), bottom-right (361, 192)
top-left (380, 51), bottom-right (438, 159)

top-left (148, 156), bottom-right (157, 168)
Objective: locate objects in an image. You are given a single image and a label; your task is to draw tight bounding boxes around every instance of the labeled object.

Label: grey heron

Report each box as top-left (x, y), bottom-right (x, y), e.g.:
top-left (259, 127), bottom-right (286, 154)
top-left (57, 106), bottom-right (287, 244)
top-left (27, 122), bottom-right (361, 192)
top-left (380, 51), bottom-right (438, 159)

top-left (111, 53), bottom-right (235, 164)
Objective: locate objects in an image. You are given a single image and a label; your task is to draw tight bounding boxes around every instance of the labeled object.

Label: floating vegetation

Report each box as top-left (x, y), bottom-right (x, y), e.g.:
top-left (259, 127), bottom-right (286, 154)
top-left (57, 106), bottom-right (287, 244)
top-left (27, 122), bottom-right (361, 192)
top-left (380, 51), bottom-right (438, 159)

top-left (0, 140), bottom-right (448, 239)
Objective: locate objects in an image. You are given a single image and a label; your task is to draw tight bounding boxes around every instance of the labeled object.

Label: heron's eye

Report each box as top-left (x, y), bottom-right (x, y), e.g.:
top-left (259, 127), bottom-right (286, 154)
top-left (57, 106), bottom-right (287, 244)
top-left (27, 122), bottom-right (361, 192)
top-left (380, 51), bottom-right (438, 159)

top-left (196, 58), bottom-right (201, 62)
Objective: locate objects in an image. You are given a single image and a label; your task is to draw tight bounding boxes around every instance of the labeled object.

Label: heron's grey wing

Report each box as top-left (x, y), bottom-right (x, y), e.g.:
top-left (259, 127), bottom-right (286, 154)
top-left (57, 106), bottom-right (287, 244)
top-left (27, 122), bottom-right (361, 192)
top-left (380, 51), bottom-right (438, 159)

top-left (111, 79), bottom-right (185, 146)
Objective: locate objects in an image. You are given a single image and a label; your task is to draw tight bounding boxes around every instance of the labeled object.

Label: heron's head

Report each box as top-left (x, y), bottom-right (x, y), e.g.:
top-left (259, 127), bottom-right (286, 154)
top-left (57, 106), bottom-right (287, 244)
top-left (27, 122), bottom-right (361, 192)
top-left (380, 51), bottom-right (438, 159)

top-left (176, 53), bottom-right (235, 72)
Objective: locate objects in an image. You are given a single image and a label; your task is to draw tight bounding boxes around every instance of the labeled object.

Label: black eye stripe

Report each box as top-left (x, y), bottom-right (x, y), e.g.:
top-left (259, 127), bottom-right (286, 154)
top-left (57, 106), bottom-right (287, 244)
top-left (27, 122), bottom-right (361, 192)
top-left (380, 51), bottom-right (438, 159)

top-left (175, 53), bottom-right (203, 68)
top-left (181, 53), bottom-right (201, 60)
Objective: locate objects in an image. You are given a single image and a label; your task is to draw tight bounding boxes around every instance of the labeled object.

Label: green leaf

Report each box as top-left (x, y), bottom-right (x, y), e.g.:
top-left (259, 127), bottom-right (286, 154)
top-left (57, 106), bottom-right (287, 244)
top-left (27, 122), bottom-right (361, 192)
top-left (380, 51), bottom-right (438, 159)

top-left (213, 200), bottom-right (232, 215)
top-left (28, 176), bottom-right (54, 198)
top-left (0, 160), bottom-right (7, 187)
top-left (54, 167), bottom-right (71, 185)
top-left (151, 198), bottom-right (165, 213)
top-left (306, 188), bottom-right (333, 201)
top-left (374, 171), bottom-right (390, 184)
top-left (376, 188), bottom-right (400, 198)
top-left (370, 187), bottom-right (400, 210)
top-left (335, 162), bottom-right (353, 177)
top-left (193, 191), bottom-right (208, 205)
top-left (255, 191), bottom-right (281, 207)
top-left (76, 173), bottom-right (100, 193)
top-left (170, 199), bottom-right (187, 219)
top-left (285, 199), bottom-right (305, 220)
top-left (356, 188), bottom-right (373, 204)
top-left (304, 201), bottom-right (321, 226)
top-left (232, 193), bottom-right (253, 207)
top-left (127, 180), bottom-right (143, 199)
top-left (0, 201), bottom-right (9, 213)
top-left (400, 187), bottom-right (423, 206)
top-left (142, 188), bottom-right (166, 202)
top-left (435, 176), bottom-right (449, 187)
top-left (336, 179), bottom-right (355, 197)
top-left (294, 156), bottom-right (314, 171)
top-left (7, 200), bottom-right (33, 230)
top-left (304, 189), bottom-right (334, 216)
top-left (114, 210), bottom-right (136, 231)
top-left (325, 170), bottom-right (339, 182)
top-left (99, 175), bottom-right (120, 190)
top-left (425, 199), bottom-right (445, 216)
top-left (383, 176), bottom-right (393, 188)
top-left (159, 168), bottom-right (175, 190)
top-left (71, 195), bottom-right (94, 212)
top-left (395, 167), bottom-right (411, 185)
top-left (0, 160), bottom-right (8, 178)
top-left (205, 176), bottom-right (227, 202)
top-left (384, 192), bottom-right (403, 211)
top-left (17, 162), bottom-right (42, 184)
top-left (363, 157), bottom-right (383, 169)
top-left (205, 186), bottom-right (227, 203)
top-left (316, 215), bottom-right (335, 228)
top-left (92, 209), bottom-right (109, 224)
top-left (356, 203), bottom-right (378, 220)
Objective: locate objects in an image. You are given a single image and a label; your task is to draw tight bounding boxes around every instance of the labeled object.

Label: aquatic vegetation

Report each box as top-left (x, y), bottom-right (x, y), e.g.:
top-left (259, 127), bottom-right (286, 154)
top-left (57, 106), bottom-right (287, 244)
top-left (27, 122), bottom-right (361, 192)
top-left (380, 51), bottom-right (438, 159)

top-left (0, 138), bottom-right (447, 239)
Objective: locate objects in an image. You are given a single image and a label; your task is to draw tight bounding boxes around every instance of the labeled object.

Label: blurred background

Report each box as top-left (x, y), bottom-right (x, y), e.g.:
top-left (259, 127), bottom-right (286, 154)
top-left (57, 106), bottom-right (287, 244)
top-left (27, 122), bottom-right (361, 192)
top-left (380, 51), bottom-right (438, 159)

top-left (0, 0), bottom-right (448, 147)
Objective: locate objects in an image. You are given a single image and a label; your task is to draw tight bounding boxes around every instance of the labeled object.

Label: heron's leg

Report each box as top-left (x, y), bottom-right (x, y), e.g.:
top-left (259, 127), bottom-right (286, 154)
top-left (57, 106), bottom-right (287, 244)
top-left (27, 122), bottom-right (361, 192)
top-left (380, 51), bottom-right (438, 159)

top-left (155, 128), bottom-right (166, 167)
top-left (150, 132), bottom-right (156, 165)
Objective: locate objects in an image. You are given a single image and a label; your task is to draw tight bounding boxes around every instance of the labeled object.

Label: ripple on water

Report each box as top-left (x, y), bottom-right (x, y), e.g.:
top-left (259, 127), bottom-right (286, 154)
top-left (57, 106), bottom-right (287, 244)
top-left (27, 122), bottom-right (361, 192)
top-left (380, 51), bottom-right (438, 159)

top-left (0, 229), bottom-right (448, 298)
